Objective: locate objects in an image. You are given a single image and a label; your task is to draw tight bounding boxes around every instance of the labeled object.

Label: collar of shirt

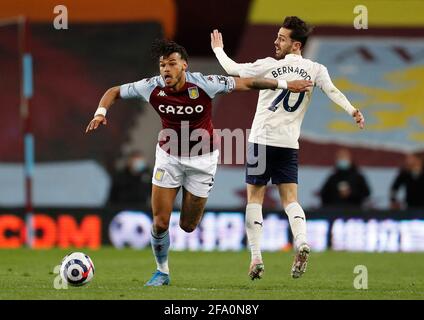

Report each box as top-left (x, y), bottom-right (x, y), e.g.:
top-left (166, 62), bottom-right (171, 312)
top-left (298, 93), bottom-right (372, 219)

top-left (284, 53), bottom-right (303, 60)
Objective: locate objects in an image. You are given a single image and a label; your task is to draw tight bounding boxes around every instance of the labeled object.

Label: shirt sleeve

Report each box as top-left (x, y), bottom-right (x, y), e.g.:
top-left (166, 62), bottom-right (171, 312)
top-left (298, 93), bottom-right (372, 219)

top-left (192, 73), bottom-right (236, 99)
top-left (316, 64), bottom-right (356, 116)
top-left (119, 78), bottom-right (154, 102)
top-left (315, 64), bottom-right (334, 91)
top-left (238, 58), bottom-right (274, 78)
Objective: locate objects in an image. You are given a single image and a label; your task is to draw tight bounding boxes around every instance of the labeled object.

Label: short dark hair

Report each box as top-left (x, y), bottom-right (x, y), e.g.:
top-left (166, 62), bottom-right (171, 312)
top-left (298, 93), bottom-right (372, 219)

top-left (282, 16), bottom-right (314, 49)
top-left (151, 39), bottom-right (189, 62)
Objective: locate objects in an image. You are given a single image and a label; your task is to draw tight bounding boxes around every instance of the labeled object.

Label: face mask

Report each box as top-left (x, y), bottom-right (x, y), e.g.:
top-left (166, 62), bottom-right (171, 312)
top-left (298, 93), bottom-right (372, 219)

top-left (336, 159), bottom-right (351, 170)
top-left (132, 159), bottom-right (147, 173)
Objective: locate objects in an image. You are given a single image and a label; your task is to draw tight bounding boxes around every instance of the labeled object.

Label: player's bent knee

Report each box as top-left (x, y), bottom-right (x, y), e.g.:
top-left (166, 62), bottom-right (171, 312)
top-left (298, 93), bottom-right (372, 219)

top-left (179, 221), bottom-right (197, 233)
top-left (153, 223), bottom-right (169, 235)
top-left (246, 185), bottom-right (266, 204)
top-left (247, 192), bottom-right (264, 203)
top-left (152, 216), bottom-right (170, 234)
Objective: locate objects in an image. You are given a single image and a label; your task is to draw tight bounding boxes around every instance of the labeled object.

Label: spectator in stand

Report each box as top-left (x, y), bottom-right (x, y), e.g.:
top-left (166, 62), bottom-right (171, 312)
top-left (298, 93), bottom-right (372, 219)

top-left (108, 150), bottom-right (152, 207)
top-left (319, 148), bottom-right (371, 208)
top-left (390, 152), bottom-right (424, 209)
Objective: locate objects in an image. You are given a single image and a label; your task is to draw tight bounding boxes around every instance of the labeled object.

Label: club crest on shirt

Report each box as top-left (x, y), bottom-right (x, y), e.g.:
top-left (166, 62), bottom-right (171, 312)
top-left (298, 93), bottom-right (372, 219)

top-left (188, 87), bottom-right (199, 99)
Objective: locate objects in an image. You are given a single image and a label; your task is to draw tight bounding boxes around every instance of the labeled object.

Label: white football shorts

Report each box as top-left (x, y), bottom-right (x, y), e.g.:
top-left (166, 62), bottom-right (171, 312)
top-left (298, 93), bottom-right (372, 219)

top-left (152, 144), bottom-right (219, 198)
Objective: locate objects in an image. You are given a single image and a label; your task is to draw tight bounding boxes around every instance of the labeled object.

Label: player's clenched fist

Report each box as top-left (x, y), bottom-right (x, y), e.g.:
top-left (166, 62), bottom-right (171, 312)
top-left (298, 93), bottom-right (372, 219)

top-left (85, 115), bottom-right (107, 133)
top-left (352, 109), bottom-right (365, 129)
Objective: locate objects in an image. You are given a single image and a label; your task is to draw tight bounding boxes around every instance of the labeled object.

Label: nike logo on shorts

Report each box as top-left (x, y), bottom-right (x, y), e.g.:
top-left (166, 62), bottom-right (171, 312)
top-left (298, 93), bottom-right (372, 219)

top-left (254, 221), bottom-right (263, 227)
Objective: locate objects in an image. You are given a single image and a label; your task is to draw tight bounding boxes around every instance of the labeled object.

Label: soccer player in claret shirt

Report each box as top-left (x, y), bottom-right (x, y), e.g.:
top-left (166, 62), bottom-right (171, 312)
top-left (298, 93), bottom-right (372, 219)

top-left (85, 39), bottom-right (312, 286)
top-left (211, 16), bottom-right (365, 280)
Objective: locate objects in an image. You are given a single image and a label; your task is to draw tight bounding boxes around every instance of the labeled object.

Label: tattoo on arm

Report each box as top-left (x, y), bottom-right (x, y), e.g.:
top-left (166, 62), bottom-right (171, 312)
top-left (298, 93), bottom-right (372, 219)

top-left (251, 78), bottom-right (277, 90)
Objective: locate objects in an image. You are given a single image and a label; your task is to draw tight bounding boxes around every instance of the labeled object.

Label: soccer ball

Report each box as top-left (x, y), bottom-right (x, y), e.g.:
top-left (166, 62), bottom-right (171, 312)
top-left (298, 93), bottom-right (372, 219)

top-left (60, 252), bottom-right (95, 286)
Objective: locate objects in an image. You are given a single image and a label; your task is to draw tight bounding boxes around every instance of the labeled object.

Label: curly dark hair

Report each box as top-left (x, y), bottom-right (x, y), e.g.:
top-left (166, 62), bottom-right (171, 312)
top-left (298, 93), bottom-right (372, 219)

top-left (282, 16), bottom-right (314, 49)
top-left (151, 39), bottom-right (189, 62)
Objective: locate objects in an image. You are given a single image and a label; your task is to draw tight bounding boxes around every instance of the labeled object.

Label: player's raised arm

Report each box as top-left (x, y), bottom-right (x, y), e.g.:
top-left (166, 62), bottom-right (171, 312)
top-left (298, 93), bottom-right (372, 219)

top-left (234, 77), bottom-right (313, 92)
top-left (85, 86), bottom-right (121, 133)
top-left (316, 65), bottom-right (365, 129)
top-left (211, 29), bottom-right (243, 76)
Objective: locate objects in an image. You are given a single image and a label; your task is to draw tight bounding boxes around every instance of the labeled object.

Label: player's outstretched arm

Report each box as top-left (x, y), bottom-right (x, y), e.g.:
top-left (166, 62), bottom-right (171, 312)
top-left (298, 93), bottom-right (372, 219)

top-left (317, 65), bottom-right (365, 129)
top-left (322, 85), bottom-right (365, 129)
top-left (85, 86), bottom-right (120, 133)
top-left (234, 77), bottom-right (313, 92)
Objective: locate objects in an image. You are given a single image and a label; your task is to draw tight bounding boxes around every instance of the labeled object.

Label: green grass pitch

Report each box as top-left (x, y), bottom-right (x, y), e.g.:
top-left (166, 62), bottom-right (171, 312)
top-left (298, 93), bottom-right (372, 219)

top-left (0, 248), bottom-right (423, 299)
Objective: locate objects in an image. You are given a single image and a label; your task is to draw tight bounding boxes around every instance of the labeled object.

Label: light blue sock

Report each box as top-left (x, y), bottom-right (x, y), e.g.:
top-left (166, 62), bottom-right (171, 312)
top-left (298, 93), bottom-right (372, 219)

top-left (151, 229), bottom-right (170, 274)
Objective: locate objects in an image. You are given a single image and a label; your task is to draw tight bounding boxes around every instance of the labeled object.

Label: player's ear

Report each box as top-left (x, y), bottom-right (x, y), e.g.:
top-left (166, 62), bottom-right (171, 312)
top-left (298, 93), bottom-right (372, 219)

top-left (182, 61), bottom-right (188, 71)
top-left (293, 41), bottom-right (302, 51)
